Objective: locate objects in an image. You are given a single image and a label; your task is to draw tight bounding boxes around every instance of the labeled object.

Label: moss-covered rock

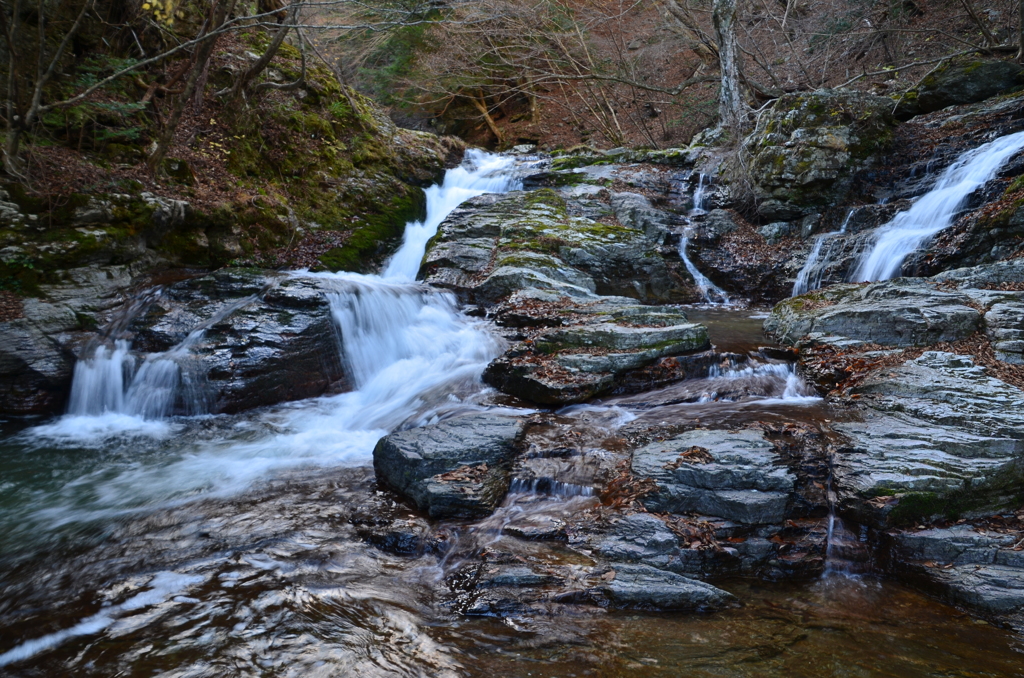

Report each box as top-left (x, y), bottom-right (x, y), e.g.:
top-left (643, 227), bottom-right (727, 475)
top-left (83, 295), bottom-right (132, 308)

top-left (895, 58), bottom-right (1024, 120)
top-left (742, 90), bottom-right (897, 221)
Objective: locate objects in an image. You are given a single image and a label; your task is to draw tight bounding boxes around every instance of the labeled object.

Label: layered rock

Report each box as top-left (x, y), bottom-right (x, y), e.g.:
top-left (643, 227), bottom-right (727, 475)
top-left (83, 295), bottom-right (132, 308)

top-left (632, 429), bottom-right (795, 525)
top-left (483, 299), bottom-right (709, 405)
top-left (373, 413), bottom-right (526, 519)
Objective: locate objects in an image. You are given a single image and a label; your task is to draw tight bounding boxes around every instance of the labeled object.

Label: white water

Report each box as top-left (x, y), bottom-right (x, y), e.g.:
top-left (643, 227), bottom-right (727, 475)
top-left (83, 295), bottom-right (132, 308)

top-left (680, 173), bottom-right (731, 304)
top-left (853, 131), bottom-right (1024, 282)
top-left (792, 209), bottom-right (853, 296)
top-left (20, 150), bottom-right (519, 524)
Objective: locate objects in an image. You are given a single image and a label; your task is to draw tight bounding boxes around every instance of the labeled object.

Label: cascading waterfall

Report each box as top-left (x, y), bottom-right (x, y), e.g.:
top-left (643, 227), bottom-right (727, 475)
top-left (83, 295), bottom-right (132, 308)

top-left (57, 149), bottom-right (519, 429)
top-left (680, 173), bottom-right (731, 305)
top-left (792, 209), bottom-right (853, 296)
top-left (853, 130), bottom-right (1024, 282)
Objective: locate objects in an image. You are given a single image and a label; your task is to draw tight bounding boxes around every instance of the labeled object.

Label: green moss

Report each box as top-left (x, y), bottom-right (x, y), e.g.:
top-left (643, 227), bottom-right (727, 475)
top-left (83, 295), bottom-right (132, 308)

top-left (318, 188), bottom-right (426, 272)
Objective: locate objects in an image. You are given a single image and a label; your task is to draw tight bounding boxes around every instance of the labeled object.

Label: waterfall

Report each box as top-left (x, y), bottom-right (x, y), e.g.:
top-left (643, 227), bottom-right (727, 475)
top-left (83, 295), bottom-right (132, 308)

top-left (679, 173), bottom-right (731, 304)
top-left (383, 149), bottom-right (521, 280)
top-left (52, 150), bottom-right (517, 434)
top-left (853, 130), bottom-right (1024, 282)
top-left (792, 209), bottom-right (853, 296)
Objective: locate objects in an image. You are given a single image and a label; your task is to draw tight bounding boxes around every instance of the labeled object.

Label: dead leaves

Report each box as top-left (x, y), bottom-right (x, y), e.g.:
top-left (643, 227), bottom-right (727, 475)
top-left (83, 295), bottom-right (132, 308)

top-left (662, 445), bottom-right (713, 469)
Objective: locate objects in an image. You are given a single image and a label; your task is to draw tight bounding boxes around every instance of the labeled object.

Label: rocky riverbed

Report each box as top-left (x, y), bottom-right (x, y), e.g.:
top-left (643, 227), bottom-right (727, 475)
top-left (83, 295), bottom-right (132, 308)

top-left (3, 65), bottom-right (1024, 675)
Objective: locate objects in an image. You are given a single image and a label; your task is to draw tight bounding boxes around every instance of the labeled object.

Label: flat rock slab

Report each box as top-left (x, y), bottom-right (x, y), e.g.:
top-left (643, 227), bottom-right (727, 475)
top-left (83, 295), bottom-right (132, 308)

top-left (766, 280), bottom-right (981, 348)
top-left (597, 563), bottom-right (737, 611)
top-left (484, 315), bottom-right (709, 405)
top-left (373, 413), bottom-right (526, 519)
top-left (834, 352), bottom-right (1024, 526)
top-left (632, 429), bottom-right (794, 525)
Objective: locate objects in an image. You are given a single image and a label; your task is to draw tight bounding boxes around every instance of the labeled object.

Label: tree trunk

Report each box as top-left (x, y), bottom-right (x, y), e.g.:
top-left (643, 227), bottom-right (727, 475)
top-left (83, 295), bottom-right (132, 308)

top-left (148, 0), bottom-right (236, 173)
top-left (229, 1), bottom-right (299, 103)
top-left (3, 125), bottom-right (23, 178)
top-left (712, 0), bottom-right (748, 133)
top-left (471, 92), bottom-right (504, 145)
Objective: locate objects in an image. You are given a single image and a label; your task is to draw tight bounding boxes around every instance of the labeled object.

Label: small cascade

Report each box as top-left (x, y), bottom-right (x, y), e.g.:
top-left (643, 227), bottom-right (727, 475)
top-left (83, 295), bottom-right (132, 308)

top-left (792, 209), bottom-right (853, 296)
top-left (853, 130), bottom-right (1024, 282)
top-left (823, 458), bottom-right (871, 577)
top-left (679, 173), bottom-right (731, 305)
top-left (507, 477), bottom-right (595, 497)
top-left (383, 149), bottom-right (520, 280)
top-left (66, 292), bottom-right (261, 420)
top-left (691, 172), bottom-right (708, 214)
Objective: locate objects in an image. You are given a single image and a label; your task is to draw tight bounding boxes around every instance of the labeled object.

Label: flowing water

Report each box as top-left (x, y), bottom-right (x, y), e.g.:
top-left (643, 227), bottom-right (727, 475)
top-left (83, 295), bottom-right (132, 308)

top-left (853, 130), bottom-right (1024, 282)
top-left (679, 174), bottom-right (731, 305)
top-left (2, 153), bottom-right (1024, 676)
top-left (791, 209), bottom-right (853, 296)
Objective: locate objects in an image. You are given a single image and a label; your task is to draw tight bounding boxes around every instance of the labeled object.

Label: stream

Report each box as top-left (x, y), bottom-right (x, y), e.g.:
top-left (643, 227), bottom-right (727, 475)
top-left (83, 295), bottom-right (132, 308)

top-left (1, 151), bottom-right (1024, 676)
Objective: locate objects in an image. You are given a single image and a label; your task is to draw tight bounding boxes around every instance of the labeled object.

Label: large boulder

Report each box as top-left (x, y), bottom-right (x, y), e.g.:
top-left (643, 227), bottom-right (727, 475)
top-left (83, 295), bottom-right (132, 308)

top-left (129, 270), bottom-right (347, 414)
top-left (742, 90), bottom-right (896, 221)
top-left (373, 413), bottom-right (526, 519)
top-left (896, 59), bottom-right (1024, 119)
top-left (420, 189), bottom-right (677, 305)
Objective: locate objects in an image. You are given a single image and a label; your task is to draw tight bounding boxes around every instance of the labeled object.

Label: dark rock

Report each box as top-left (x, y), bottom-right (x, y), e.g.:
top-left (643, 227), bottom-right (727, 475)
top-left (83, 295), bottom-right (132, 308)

top-left (596, 563), bottom-right (737, 611)
top-left (896, 59), bottom-right (1024, 119)
top-left (373, 413), bottom-right (526, 519)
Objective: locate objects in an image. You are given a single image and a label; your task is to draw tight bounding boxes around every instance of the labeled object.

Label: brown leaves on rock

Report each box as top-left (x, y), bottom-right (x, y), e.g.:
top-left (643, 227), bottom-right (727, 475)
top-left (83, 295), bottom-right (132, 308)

top-left (0, 291), bottom-right (24, 321)
top-left (436, 464), bottom-right (489, 482)
top-left (600, 459), bottom-right (657, 510)
top-left (662, 445), bottom-right (713, 469)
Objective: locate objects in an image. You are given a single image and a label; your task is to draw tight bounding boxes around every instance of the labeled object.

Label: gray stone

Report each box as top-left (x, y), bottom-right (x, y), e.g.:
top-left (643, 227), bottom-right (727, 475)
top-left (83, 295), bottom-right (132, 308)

top-left (597, 563), bottom-right (737, 610)
top-left (632, 429), bottom-right (794, 524)
top-left (766, 279), bottom-right (982, 348)
top-left (373, 413), bottom-right (526, 519)
top-left (892, 525), bottom-right (1024, 617)
top-left (833, 352), bottom-right (1024, 526)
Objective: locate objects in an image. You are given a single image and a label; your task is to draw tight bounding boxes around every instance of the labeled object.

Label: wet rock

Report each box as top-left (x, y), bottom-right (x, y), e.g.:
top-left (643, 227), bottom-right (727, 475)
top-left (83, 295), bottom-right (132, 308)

top-left (373, 413), bottom-right (526, 519)
top-left (766, 279), bottom-right (982, 348)
top-left (891, 525), bottom-right (1024, 621)
top-left (129, 271), bottom-right (347, 414)
top-left (833, 352), bottom-right (1024, 527)
top-left (0, 264), bottom-right (140, 414)
top-left (896, 59), bottom-right (1024, 119)
top-left (484, 303), bottom-right (709, 405)
top-left (596, 563), bottom-right (737, 611)
top-left (421, 189), bottom-right (678, 305)
top-left (743, 90), bottom-right (897, 221)
top-left (632, 429), bottom-right (795, 525)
